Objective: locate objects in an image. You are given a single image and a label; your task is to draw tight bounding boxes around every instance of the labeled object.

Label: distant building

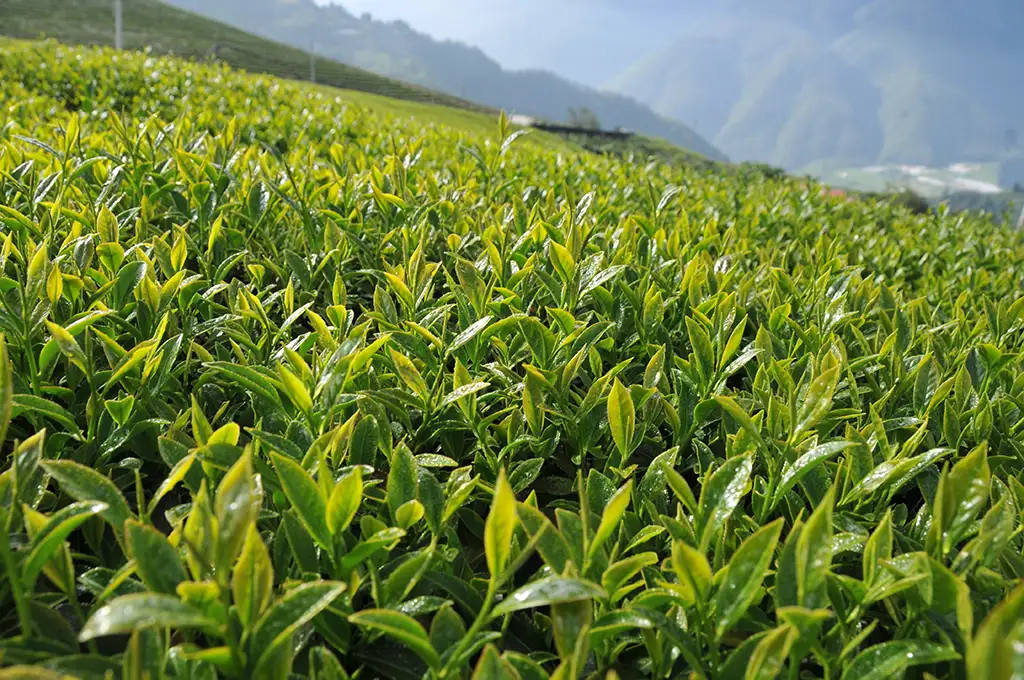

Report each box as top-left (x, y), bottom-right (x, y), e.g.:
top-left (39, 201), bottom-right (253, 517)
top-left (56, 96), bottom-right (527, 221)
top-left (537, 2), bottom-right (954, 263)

top-left (509, 114), bottom-right (535, 127)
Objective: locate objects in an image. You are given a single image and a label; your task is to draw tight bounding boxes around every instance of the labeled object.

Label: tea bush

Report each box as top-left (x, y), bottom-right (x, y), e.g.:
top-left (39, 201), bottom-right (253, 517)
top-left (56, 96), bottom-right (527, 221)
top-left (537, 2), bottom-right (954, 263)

top-left (0, 42), bottom-right (1022, 680)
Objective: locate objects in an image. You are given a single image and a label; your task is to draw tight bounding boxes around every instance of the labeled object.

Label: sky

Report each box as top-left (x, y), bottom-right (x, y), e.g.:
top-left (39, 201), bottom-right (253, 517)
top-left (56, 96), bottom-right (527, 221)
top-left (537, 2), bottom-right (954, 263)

top-left (312, 0), bottom-right (553, 44)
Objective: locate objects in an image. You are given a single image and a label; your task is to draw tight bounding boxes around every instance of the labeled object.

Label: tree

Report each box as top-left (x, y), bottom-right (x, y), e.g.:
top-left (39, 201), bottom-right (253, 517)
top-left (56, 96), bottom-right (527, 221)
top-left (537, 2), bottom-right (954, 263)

top-left (567, 106), bottom-right (601, 130)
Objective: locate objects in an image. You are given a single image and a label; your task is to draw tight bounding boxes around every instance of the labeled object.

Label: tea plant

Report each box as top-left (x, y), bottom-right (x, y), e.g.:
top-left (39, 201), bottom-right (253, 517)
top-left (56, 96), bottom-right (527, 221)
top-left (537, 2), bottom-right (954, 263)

top-left (0, 41), bottom-right (1022, 680)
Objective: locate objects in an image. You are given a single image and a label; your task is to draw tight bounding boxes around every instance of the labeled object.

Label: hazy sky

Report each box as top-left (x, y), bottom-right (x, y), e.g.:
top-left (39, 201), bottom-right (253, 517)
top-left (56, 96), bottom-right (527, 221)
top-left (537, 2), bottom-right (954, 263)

top-left (312, 0), bottom-right (547, 43)
top-left (309, 0), bottom-right (697, 84)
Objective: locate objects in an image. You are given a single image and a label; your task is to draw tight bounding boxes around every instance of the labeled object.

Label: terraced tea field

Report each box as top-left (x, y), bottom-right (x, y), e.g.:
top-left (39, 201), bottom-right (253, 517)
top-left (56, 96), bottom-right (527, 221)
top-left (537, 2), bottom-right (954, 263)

top-left (0, 41), bottom-right (1022, 680)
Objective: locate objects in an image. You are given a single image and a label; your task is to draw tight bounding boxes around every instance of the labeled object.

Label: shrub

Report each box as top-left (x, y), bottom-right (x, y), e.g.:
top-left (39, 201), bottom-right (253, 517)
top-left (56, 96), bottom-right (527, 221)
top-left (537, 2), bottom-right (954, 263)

top-left (0, 42), bottom-right (1022, 680)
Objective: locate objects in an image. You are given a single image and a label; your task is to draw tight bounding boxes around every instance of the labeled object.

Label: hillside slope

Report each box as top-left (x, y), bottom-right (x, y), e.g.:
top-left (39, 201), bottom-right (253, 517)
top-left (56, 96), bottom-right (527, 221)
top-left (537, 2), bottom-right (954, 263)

top-left (0, 0), bottom-right (487, 112)
top-left (157, 0), bottom-right (727, 161)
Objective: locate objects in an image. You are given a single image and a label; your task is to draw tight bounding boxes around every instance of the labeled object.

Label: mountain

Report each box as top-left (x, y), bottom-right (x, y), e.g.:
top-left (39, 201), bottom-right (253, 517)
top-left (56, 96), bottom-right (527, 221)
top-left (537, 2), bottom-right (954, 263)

top-left (608, 21), bottom-right (885, 170)
top-left (606, 0), bottom-right (1024, 172)
top-left (160, 0), bottom-right (727, 161)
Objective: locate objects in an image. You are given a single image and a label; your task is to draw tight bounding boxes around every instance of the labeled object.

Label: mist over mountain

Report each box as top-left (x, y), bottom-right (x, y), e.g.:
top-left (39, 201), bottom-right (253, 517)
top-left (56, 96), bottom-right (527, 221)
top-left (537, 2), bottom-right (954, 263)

top-left (606, 0), bottom-right (1024, 170)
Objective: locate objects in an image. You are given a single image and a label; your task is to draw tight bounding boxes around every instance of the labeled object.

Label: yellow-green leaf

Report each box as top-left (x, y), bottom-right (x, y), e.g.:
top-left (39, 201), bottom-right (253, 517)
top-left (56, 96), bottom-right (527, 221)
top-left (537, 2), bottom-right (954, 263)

top-left (389, 348), bottom-right (429, 403)
top-left (484, 469), bottom-right (516, 581)
top-left (233, 524), bottom-right (274, 627)
top-left (588, 479), bottom-right (632, 560)
top-left (277, 362), bottom-right (313, 413)
top-left (327, 467), bottom-right (362, 535)
top-left (607, 379), bottom-right (635, 461)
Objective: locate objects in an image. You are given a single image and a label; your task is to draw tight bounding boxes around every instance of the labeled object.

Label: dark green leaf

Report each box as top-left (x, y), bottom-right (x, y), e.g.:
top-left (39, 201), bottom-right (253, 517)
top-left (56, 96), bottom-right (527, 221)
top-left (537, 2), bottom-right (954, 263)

top-left (79, 594), bottom-right (216, 641)
top-left (40, 460), bottom-right (133, 530)
top-left (271, 452), bottom-right (331, 551)
top-left (387, 445), bottom-right (419, 523)
top-left (22, 501), bottom-right (107, 588)
top-left (714, 518), bottom-right (783, 639)
top-left (124, 519), bottom-right (187, 595)
top-left (774, 441), bottom-right (855, 507)
top-left (491, 577), bottom-right (606, 617)
top-left (697, 455), bottom-right (752, 550)
top-left (248, 582), bottom-right (346, 675)
top-left (12, 395), bottom-right (80, 435)
top-left (841, 641), bottom-right (960, 680)
top-left (348, 609), bottom-right (440, 671)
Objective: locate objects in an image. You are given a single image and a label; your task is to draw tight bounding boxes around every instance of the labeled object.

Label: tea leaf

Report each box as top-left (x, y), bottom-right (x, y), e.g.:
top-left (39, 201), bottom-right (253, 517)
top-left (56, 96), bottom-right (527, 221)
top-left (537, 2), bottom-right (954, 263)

top-left (327, 468), bottom-right (362, 535)
top-left (795, 489), bottom-right (834, 609)
top-left (22, 501), bottom-right (107, 589)
top-left (124, 519), bottom-right (187, 595)
top-left (774, 441), bottom-right (855, 506)
top-left (671, 541), bottom-right (712, 605)
top-left (714, 518), bottom-right (783, 639)
top-left (607, 379), bottom-right (635, 462)
top-left (792, 366), bottom-right (839, 441)
top-left (13, 395), bottom-right (81, 435)
top-left (485, 470), bottom-right (516, 581)
top-left (348, 609), bottom-right (440, 671)
top-left (79, 594), bottom-right (217, 641)
top-left (387, 445), bottom-right (419, 523)
top-left (966, 583), bottom-right (1024, 680)
top-left (841, 641), bottom-right (960, 680)
top-left (40, 460), bottom-right (134, 530)
top-left (270, 452), bottom-right (331, 551)
top-left (696, 455), bottom-right (752, 550)
top-left (233, 524), bottom-right (274, 628)
top-left (248, 582), bottom-right (347, 674)
top-left (744, 625), bottom-right (794, 680)
top-left (588, 479), bottom-right (632, 560)
top-left (492, 577), bottom-right (606, 617)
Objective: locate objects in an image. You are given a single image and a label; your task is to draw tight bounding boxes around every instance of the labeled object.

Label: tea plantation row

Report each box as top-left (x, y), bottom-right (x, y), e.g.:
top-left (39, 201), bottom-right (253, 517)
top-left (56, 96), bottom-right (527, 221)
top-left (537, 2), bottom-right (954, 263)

top-left (0, 42), bottom-right (1021, 680)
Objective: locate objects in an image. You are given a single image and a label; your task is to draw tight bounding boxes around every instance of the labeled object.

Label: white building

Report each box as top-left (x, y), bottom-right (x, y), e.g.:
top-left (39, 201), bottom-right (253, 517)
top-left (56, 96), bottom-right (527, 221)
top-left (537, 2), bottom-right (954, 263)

top-left (509, 114), bottom-right (535, 127)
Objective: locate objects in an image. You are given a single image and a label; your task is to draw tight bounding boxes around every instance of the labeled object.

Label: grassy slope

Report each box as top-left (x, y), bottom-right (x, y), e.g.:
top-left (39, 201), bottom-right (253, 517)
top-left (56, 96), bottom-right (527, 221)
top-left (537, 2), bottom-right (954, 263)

top-left (0, 0), bottom-right (592, 152)
top-left (0, 0), bottom-right (486, 111)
